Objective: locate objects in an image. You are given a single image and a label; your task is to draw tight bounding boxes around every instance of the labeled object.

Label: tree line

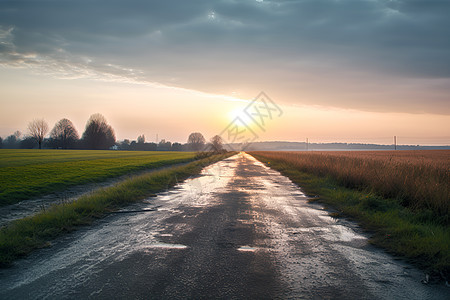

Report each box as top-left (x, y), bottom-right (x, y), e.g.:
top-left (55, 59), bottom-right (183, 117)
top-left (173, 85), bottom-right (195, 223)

top-left (0, 113), bottom-right (224, 152)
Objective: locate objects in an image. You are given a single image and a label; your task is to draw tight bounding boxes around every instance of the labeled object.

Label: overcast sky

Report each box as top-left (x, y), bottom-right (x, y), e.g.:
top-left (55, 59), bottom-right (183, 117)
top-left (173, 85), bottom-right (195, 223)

top-left (0, 0), bottom-right (449, 144)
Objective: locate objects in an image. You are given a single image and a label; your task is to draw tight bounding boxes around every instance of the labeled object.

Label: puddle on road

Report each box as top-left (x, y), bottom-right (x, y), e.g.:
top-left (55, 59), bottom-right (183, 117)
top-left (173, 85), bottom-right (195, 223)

top-left (144, 243), bottom-right (188, 250)
top-left (326, 225), bottom-right (367, 243)
top-left (158, 233), bottom-right (173, 237)
top-left (237, 246), bottom-right (259, 252)
top-left (288, 225), bottom-right (367, 243)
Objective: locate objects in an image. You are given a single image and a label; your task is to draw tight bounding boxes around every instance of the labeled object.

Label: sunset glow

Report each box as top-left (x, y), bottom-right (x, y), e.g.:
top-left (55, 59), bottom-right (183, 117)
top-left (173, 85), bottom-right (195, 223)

top-left (0, 1), bottom-right (448, 146)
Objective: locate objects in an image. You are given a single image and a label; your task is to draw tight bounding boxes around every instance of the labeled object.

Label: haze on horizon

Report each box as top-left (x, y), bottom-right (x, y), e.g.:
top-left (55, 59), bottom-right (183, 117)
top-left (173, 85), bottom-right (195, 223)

top-left (1, 0), bottom-right (449, 146)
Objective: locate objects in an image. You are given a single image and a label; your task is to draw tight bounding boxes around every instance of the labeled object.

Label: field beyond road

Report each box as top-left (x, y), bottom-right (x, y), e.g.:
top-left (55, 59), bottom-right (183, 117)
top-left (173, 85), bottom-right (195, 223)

top-left (0, 149), bottom-right (196, 206)
top-left (250, 150), bottom-right (450, 277)
top-left (251, 150), bottom-right (449, 219)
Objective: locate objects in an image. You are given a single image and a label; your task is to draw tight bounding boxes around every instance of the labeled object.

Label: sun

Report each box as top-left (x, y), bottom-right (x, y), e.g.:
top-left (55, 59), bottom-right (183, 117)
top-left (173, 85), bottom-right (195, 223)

top-left (227, 106), bottom-right (255, 127)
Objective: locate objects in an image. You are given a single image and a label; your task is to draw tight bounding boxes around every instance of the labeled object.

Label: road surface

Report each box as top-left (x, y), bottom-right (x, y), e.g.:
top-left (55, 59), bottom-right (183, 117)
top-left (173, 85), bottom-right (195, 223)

top-left (0, 153), bottom-right (447, 299)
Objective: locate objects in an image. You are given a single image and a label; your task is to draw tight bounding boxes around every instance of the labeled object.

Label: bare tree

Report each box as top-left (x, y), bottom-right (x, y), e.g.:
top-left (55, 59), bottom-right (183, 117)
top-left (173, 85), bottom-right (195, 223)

top-left (50, 118), bottom-right (79, 149)
top-left (28, 119), bottom-right (49, 149)
top-left (187, 132), bottom-right (205, 151)
top-left (210, 135), bottom-right (224, 153)
top-left (82, 113), bottom-right (116, 150)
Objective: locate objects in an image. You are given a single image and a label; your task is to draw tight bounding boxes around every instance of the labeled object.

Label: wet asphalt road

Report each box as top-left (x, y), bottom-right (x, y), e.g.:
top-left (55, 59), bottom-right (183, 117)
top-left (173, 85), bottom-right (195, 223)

top-left (0, 153), bottom-right (448, 299)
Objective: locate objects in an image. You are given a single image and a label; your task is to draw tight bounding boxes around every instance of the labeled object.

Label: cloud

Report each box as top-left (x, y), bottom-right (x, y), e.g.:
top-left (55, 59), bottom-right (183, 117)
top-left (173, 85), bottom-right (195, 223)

top-left (0, 27), bottom-right (142, 82)
top-left (0, 0), bottom-right (449, 114)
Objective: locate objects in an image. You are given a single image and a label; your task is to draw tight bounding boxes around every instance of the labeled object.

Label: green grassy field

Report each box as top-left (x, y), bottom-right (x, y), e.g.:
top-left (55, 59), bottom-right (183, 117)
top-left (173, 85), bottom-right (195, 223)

top-left (0, 149), bottom-right (196, 206)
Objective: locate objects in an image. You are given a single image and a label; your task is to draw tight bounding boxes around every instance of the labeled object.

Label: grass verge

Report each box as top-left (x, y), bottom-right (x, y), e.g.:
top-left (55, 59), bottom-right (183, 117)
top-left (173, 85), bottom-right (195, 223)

top-left (250, 153), bottom-right (449, 279)
top-left (0, 152), bottom-right (235, 267)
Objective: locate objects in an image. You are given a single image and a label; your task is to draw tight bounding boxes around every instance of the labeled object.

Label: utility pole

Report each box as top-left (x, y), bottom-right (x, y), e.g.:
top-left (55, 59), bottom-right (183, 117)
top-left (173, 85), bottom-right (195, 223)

top-left (394, 136), bottom-right (397, 150)
top-left (306, 138), bottom-right (309, 151)
top-left (156, 134), bottom-right (158, 144)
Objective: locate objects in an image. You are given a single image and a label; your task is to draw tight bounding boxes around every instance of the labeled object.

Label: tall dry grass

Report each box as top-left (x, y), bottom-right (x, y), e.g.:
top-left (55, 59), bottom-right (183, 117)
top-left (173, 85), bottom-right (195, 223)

top-left (251, 150), bottom-right (449, 221)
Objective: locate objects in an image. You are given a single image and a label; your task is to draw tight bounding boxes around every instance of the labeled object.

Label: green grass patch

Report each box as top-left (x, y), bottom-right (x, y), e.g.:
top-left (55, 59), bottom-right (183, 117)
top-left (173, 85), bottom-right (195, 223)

top-left (0, 149), bottom-right (197, 206)
top-left (251, 154), bottom-right (450, 278)
top-left (0, 152), bottom-right (234, 267)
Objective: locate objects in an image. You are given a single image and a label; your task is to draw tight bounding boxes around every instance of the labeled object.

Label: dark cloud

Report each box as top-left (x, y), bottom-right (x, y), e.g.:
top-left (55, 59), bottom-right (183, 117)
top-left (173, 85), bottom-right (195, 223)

top-left (0, 0), bottom-right (449, 114)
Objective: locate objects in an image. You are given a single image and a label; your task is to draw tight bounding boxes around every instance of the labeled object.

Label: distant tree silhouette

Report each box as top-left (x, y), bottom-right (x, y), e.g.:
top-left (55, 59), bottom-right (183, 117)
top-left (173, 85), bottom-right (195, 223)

top-left (50, 118), bottom-right (79, 149)
top-left (210, 135), bottom-right (224, 153)
top-left (3, 134), bottom-right (19, 149)
top-left (172, 142), bottom-right (182, 151)
top-left (82, 113), bottom-right (116, 150)
top-left (14, 131), bottom-right (21, 140)
top-left (28, 119), bottom-right (49, 149)
top-left (187, 132), bottom-right (205, 151)
top-left (158, 139), bottom-right (172, 151)
top-left (2, 131), bottom-right (24, 149)
top-left (137, 134), bottom-right (145, 144)
top-left (146, 142), bottom-right (157, 151)
top-left (20, 137), bottom-right (36, 149)
top-left (119, 139), bottom-right (130, 150)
